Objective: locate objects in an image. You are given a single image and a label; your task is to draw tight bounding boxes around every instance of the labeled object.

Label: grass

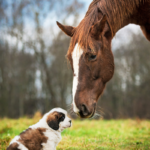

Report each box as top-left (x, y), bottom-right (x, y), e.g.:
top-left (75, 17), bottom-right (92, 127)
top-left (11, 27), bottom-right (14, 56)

top-left (0, 115), bottom-right (150, 150)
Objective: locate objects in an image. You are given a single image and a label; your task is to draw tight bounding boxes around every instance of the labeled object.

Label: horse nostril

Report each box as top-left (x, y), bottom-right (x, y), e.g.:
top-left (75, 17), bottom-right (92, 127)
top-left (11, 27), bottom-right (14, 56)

top-left (81, 104), bottom-right (89, 116)
top-left (69, 120), bottom-right (71, 124)
top-left (93, 102), bottom-right (96, 107)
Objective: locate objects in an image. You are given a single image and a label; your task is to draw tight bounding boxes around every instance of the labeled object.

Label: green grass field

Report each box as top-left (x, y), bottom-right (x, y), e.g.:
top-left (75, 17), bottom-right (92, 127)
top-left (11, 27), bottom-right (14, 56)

top-left (0, 115), bottom-right (150, 150)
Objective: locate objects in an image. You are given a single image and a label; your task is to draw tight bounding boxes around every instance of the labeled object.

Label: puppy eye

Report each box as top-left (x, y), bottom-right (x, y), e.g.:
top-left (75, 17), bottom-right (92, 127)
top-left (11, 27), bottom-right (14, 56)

top-left (59, 116), bottom-right (65, 122)
top-left (61, 116), bottom-right (65, 120)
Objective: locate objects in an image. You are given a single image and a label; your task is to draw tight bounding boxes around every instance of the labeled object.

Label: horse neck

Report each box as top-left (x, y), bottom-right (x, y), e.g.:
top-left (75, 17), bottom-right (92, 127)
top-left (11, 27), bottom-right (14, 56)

top-left (98, 0), bottom-right (144, 36)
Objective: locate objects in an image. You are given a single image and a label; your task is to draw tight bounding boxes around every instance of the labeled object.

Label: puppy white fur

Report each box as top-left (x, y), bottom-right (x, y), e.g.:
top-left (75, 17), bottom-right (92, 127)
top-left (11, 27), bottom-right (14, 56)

top-left (7, 108), bottom-right (71, 150)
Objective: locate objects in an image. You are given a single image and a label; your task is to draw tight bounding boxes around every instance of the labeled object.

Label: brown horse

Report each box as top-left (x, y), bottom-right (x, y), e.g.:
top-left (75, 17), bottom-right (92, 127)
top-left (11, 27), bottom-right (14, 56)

top-left (57, 0), bottom-right (150, 118)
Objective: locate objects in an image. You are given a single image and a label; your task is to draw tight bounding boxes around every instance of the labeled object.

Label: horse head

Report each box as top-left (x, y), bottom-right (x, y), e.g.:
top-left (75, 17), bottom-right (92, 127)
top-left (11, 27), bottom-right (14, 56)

top-left (56, 0), bottom-right (150, 118)
top-left (57, 12), bottom-right (114, 118)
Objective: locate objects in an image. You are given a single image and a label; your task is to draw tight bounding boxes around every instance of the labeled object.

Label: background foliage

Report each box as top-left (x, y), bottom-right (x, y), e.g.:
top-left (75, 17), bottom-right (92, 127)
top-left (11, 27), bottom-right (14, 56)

top-left (1, 117), bottom-right (150, 150)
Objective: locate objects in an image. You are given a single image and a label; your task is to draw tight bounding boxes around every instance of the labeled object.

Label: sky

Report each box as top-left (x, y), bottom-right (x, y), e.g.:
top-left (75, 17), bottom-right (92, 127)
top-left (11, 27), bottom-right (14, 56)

top-left (3, 0), bottom-right (144, 53)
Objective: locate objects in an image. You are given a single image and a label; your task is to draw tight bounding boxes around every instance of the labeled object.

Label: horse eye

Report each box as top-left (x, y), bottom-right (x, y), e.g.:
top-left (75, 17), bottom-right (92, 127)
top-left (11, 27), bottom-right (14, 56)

top-left (89, 54), bottom-right (97, 61)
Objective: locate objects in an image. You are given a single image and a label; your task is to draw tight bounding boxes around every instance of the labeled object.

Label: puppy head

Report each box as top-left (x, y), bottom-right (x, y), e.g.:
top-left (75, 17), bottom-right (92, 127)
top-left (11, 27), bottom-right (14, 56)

top-left (46, 108), bottom-right (71, 132)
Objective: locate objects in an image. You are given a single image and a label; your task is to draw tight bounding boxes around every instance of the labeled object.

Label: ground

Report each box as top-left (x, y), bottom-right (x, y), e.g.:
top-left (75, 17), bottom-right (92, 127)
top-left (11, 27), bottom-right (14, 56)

top-left (0, 115), bottom-right (150, 150)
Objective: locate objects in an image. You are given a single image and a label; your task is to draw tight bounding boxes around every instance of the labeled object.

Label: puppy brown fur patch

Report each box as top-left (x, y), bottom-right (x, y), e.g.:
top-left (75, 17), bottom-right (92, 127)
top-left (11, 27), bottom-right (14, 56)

top-left (46, 111), bottom-right (65, 130)
top-left (46, 111), bottom-right (63, 123)
top-left (7, 143), bottom-right (19, 150)
top-left (18, 128), bottom-right (48, 150)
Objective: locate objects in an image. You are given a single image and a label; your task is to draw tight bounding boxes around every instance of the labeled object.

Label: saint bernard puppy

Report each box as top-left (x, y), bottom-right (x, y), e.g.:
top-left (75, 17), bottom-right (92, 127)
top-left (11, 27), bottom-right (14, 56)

top-left (7, 108), bottom-right (72, 150)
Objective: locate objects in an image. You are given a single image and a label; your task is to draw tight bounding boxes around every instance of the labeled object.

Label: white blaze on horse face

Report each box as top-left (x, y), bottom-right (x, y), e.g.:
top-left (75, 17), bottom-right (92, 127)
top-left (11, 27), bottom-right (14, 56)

top-left (72, 43), bottom-right (83, 113)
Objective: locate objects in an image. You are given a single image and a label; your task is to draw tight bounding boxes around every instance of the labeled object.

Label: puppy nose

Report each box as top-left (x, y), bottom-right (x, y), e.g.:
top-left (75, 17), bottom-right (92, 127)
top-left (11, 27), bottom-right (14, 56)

top-left (69, 120), bottom-right (71, 123)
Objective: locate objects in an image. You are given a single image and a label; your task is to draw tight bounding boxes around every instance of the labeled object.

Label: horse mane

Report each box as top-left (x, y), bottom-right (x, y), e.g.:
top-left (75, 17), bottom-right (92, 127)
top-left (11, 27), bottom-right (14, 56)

top-left (98, 0), bottom-right (145, 35)
top-left (67, 0), bottom-right (145, 56)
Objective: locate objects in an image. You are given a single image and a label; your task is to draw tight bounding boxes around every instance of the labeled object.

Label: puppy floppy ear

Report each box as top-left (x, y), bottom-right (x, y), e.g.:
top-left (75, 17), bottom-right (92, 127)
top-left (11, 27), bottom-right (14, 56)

top-left (47, 112), bottom-right (59, 130)
top-left (47, 120), bottom-right (59, 130)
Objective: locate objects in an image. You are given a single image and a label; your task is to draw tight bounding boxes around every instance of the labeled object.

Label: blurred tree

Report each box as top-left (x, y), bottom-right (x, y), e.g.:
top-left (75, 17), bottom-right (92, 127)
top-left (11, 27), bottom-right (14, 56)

top-left (0, 0), bottom-right (83, 118)
top-left (99, 33), bottom-right (150, 119)
top-left (0, 0), bottom-right (150, 119)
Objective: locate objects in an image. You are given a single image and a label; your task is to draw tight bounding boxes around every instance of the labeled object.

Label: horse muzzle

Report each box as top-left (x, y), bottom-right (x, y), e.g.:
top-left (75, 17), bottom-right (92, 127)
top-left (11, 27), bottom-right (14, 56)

top-left (76, 103), bottom-right (96, 118)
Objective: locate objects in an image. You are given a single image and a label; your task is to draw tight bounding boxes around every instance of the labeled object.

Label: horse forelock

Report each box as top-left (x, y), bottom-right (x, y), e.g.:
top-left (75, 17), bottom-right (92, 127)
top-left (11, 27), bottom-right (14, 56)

top-left (67, 0), bottom-right (100, 58)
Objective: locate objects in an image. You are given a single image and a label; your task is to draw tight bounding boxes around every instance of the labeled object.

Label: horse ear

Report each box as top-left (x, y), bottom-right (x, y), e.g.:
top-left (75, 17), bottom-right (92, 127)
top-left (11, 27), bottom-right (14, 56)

top-left (90, 15), bottom-right (107, 39)
top-left (56, 21), bottom-right (75, 37)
